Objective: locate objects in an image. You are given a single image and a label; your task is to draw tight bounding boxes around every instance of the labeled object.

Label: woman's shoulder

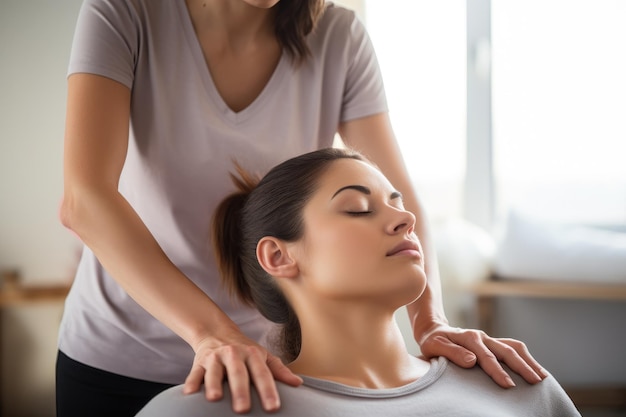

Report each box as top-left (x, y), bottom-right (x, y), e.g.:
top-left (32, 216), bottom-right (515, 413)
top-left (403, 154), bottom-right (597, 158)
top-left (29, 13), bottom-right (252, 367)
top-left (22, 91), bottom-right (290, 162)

top-left (135, 382), bottom-right (324, 417)
top-left (315, 2), bottom-right (362, 33)
top-left (440, 361), bottom-right (581, 416)
top-left (77, 0), bottom-right (178, 24)
top-left (306, 2), bottom-right (370, 62)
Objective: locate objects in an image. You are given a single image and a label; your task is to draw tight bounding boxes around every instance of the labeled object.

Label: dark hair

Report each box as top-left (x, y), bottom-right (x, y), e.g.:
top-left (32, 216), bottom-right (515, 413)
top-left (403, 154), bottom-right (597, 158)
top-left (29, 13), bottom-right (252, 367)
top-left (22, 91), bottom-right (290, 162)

top-left (274, 0), bottom-right (326, 63)
top-left (212, 148), bottom-right (366, 361)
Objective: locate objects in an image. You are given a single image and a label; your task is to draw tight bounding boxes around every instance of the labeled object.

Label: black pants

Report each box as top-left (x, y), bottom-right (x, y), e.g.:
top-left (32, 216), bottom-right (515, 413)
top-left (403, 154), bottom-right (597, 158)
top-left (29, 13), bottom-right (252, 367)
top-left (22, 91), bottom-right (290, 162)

top-left (56, 350), bottom-right (175, 417)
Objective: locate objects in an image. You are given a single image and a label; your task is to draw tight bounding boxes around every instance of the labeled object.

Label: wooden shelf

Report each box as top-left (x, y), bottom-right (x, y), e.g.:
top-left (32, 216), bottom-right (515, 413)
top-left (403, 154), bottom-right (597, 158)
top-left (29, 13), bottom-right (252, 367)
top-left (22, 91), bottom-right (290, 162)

top-left (470, 278), bottom-right (626, 301)
top-left (468, 276), bottom-right (626, 336)
top-left (0, 285), bottom-right (70, 307)
top-left (0, 271), bottom-right (70, 307)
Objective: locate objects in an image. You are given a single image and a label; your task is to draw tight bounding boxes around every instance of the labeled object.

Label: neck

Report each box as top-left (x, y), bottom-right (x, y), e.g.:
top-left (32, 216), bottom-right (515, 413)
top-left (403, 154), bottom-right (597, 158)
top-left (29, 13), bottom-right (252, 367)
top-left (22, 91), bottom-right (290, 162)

top-left (186, 0), bottom-right (277, 49)
top-left (287, 301), bottom-right (430, 388)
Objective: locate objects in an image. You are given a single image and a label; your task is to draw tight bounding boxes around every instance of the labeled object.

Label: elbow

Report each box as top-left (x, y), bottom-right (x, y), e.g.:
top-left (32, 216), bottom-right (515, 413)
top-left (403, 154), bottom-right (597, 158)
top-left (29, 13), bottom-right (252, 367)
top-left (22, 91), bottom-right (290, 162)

top-left (59, 192), bottom-right (79, 232)
top-left (59, 185), bottom-right (97, 236)
top-left (59, 183), bottom-right (119, 240)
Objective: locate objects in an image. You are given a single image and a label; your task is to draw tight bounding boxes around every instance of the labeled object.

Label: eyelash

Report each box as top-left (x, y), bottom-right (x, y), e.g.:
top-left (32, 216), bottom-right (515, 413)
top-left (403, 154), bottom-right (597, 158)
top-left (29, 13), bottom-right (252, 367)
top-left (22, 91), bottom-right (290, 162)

top-left (346, 211), bottom-right (373, 217)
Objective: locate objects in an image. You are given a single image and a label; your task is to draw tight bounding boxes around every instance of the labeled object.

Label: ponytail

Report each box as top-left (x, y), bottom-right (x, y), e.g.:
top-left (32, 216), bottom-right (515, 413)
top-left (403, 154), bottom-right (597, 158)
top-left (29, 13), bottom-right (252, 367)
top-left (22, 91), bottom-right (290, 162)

top-left (212, 164), bottom-right (259, 306)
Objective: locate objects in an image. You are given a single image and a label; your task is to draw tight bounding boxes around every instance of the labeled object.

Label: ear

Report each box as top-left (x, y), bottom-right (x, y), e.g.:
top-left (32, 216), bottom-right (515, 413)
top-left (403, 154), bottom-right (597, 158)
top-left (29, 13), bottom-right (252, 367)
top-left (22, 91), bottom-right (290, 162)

top-left (257, 237), bottom-right (299, 279)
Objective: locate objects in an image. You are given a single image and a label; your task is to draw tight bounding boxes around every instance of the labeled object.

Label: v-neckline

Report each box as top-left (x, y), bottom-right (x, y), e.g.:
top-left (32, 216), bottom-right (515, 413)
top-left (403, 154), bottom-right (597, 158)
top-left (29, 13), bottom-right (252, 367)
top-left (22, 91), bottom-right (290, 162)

top-left (176, 0), bottom-right (288, 125)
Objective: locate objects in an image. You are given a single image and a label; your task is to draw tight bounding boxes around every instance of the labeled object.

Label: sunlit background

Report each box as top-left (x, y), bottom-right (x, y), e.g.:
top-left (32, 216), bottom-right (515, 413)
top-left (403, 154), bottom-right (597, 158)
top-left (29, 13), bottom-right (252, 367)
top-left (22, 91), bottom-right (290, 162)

top-left (364, 0), bottom-right (626, 227)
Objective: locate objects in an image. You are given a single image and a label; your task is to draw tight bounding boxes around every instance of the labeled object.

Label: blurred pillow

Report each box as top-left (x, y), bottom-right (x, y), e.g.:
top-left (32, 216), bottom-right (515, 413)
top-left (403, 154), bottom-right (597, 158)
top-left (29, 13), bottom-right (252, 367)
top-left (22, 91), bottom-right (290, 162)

top-left (435, 218), bottom-right (495, 286)
top-left (494, 211), bottom-right (626, 283)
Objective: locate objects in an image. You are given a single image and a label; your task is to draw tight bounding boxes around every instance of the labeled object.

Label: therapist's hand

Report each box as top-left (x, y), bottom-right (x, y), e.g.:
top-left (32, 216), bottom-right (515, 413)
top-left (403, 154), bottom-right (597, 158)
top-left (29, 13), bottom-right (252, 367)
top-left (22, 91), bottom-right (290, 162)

top-left (183, 328), bottom-right (302, 414)
top-left (418, 323), bottom-right (548, 388)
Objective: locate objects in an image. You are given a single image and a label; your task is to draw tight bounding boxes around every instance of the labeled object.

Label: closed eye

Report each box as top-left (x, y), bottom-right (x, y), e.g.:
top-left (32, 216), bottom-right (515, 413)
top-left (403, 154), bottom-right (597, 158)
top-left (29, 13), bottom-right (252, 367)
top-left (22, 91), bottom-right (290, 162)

top-left (346, 211), bottom-right (373, 216)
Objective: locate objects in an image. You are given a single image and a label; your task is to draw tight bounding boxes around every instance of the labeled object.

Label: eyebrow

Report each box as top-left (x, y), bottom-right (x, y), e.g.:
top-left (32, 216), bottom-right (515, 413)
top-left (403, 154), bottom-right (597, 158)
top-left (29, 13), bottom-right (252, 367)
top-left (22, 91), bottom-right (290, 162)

top-left (331, 185), bottom-right (403, 201)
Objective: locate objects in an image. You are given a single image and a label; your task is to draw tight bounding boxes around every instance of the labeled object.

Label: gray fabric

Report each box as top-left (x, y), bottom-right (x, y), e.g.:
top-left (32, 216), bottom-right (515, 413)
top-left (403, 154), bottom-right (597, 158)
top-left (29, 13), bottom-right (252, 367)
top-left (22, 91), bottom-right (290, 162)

top-left (58, 0), bottom-right (388, 384)
top-left (136, 357), bottom-right (582, 416)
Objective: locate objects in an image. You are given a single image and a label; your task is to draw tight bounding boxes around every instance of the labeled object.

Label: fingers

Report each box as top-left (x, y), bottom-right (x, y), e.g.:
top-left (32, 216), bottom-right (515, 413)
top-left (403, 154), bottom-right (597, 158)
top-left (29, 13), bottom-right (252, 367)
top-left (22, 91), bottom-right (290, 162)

top-left (245, 348), bottom-right (281, 412)
top-left (185, 341), bottom-right (287, 414)
top-left (420, 333), bottom-right (477, 368)
top-left (452, 330), bottom-right (519, 388)
top-left (486, 338), bottom-right (548, 382)
top-left (467, 334), bottom-right (546, 387)
top-left (221, 346), bottom-right (253, 413)
top-left (203, 358), bottom-right (226, 401)
top-left (183, 365), bottom-right (206, 394)
top-left (419, 326), bottom-right (549, 389)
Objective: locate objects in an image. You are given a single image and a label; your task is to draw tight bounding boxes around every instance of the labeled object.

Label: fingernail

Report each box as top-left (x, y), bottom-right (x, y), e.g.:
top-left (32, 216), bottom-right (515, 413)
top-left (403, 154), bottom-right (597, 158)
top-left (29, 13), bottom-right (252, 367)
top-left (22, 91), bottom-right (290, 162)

top-left (234, 402), bottom-right (250, 414)
top-left (464, 353), bottom-right (476, 364)
top-left (506, 376), bottom-right (516, 387)
top-left (538, 367), bottom-right (549, 379)
top-left (265, 398), bottom-right (280, 412)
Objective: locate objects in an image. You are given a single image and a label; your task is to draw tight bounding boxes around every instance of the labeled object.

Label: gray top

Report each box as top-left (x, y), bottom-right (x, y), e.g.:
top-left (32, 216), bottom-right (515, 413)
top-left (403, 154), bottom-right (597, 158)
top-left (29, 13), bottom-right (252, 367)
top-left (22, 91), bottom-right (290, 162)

top-left (58, 0), bottom-right (387, 384)
top-left (136, 357), bottom-right (582, 416)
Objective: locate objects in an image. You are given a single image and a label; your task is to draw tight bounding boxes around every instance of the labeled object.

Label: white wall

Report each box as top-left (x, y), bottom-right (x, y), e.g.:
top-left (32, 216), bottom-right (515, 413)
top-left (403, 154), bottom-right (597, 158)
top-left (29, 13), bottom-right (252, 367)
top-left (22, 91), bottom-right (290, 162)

top-left (0, 1), bottom-right (83, 415)
top-left (0, 1), bottom-right (82, 282)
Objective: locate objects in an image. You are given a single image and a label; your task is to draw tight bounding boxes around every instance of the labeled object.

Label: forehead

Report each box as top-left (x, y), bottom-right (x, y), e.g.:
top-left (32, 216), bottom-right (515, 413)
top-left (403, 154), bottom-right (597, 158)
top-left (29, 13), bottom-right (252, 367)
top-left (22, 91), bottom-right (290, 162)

top-left (315, 158), bottom-right (394, 195)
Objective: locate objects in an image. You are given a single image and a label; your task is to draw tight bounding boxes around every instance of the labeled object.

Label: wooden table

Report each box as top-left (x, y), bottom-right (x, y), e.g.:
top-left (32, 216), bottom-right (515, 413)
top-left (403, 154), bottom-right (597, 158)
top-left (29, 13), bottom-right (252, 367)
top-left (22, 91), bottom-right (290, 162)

top-left (469, 276), bottom-right (626, 409)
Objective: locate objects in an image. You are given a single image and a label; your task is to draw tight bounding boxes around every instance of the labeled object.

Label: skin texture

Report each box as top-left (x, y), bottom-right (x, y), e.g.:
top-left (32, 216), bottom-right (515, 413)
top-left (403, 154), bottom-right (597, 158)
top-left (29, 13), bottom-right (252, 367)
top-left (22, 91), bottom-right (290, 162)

top-left (61, 0), bottom-right (547, 414)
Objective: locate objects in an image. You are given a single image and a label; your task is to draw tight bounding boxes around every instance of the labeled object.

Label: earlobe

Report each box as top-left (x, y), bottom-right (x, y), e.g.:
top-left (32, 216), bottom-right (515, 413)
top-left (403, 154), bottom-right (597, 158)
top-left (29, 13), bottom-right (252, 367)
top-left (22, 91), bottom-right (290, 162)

top-left (257, 237), bottom-right (299, 278)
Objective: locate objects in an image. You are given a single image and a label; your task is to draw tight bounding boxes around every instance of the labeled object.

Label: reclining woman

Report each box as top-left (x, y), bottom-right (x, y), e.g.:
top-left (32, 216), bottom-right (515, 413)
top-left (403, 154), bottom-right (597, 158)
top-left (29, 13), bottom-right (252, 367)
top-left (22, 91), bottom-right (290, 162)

top-left (137, 148), bottom-right (580, 416)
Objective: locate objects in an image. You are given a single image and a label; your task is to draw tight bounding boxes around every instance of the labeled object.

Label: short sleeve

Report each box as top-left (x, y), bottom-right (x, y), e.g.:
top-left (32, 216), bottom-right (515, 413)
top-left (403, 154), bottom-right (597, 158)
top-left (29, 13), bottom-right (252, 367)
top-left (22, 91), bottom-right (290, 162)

top-left (340, 14), bottom-right (388, 122)
top-left (68, 0), bottom-right (140, 88)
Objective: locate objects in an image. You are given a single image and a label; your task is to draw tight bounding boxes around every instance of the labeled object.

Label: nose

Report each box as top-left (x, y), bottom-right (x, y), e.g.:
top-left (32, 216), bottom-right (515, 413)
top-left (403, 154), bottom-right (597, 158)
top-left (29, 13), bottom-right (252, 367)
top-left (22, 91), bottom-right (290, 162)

top-left (387, 207), bottom-right (416, 235)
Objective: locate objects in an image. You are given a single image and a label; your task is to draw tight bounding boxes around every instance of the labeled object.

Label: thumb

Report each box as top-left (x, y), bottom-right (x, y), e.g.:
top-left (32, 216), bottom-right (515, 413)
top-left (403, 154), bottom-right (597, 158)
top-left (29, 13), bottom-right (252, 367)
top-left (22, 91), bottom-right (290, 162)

top-left (421, 335), bottom-right (477, 369)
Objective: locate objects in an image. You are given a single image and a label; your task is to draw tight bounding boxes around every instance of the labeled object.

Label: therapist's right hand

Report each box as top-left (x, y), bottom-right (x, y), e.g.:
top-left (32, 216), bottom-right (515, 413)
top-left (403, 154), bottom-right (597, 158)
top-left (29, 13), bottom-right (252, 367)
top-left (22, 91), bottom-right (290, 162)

top-left (183, 328), bottom-right (303, 414)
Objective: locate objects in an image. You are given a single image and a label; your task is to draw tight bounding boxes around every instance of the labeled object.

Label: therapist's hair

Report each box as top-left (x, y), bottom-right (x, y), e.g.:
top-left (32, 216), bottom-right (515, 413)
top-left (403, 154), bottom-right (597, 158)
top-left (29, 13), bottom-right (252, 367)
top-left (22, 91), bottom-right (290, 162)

top-left (275, 0), bottom-right (326, 63)
top-left (213, 148), bottom-right (366, 361)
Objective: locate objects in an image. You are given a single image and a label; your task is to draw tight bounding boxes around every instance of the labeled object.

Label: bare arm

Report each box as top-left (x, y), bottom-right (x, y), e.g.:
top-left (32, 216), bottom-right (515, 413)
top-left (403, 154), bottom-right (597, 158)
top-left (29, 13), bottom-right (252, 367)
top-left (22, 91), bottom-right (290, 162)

top-left (61, 73), bottom-right (299, 413)
top-left (339, 113), bottom-right (547, 387)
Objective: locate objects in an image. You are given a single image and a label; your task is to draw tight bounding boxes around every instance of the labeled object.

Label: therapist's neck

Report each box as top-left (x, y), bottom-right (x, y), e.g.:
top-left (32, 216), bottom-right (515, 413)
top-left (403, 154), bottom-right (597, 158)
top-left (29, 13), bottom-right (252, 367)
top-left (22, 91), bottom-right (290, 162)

top-left (186, 0), bottom-right (276, 45)
top-left (287, 300), bottom-right (430, 389)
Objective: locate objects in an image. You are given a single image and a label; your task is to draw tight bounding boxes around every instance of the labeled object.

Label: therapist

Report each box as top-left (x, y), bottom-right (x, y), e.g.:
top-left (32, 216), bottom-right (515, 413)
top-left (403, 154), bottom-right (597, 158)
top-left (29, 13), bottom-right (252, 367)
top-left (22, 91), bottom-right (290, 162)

top-left (56, 0), bottom-right (547, 416)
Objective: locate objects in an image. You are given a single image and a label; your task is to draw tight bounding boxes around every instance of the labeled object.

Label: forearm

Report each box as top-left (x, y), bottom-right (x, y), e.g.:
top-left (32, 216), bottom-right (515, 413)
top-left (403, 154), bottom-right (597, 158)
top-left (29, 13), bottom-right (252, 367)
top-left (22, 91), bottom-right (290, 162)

top-left (61, 186), bottom-right (234, 350)
top-left (62, 73), bottom-right (236, 350)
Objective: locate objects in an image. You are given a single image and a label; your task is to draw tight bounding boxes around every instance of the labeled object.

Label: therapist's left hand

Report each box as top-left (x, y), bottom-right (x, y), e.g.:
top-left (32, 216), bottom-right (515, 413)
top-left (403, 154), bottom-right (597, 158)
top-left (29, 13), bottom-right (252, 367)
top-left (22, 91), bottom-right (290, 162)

top-left (418, 323), bottom-right (549, 388)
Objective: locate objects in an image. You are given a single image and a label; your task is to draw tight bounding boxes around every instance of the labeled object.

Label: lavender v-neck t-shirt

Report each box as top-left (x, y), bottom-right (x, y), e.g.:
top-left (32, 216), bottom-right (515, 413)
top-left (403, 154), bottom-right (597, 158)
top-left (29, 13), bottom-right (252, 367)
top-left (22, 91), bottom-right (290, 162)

top-left (59, 0), bottom-right (387, 383)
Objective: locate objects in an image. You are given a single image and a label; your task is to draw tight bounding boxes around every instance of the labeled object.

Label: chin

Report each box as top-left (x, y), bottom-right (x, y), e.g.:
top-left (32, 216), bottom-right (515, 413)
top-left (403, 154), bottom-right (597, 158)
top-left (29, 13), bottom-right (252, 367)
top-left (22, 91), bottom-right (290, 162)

top-left (243, 0), bottom-right (281, 9)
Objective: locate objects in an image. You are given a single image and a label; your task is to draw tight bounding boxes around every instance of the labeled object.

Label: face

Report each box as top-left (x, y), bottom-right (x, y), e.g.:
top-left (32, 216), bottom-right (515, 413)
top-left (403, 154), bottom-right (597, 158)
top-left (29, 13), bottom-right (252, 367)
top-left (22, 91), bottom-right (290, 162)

top-left (289, 158), bottom-right (427, 308)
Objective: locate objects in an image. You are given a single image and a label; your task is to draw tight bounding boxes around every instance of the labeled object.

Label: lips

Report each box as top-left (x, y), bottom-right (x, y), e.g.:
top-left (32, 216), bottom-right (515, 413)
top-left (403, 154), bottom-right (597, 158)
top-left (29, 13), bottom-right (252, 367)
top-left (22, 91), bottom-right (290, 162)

top-left (386, 240), bottom-right (421, 257)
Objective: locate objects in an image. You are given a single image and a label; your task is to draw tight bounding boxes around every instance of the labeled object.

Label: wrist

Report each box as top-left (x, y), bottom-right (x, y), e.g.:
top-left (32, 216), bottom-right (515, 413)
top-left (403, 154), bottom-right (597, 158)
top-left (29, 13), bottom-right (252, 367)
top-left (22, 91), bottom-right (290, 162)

top-left (413, 316), bottom-right (449, 346)
top-left (407, 289), bottom-right (449, 346)
top-left (189, 317), bottom-right (241, 353)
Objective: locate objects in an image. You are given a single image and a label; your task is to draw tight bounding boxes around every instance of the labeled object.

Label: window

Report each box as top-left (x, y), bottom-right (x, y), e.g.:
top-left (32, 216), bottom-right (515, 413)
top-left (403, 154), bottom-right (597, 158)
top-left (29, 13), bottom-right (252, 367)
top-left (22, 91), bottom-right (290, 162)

top-left (491, 1), bottom-right (626, 226)
top-left (363, 1), bottom-right (467, 222)
top-left (339, 1), bottom-right (626, 228)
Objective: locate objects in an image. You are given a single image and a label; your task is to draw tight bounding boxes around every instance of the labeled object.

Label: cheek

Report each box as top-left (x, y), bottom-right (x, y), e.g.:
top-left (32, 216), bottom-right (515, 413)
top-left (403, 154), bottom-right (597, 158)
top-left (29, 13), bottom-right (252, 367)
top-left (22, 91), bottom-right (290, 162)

top-left (312, 223), bottom-right (368, 263)
top-left (304, 225), bottom-right (377, 286)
